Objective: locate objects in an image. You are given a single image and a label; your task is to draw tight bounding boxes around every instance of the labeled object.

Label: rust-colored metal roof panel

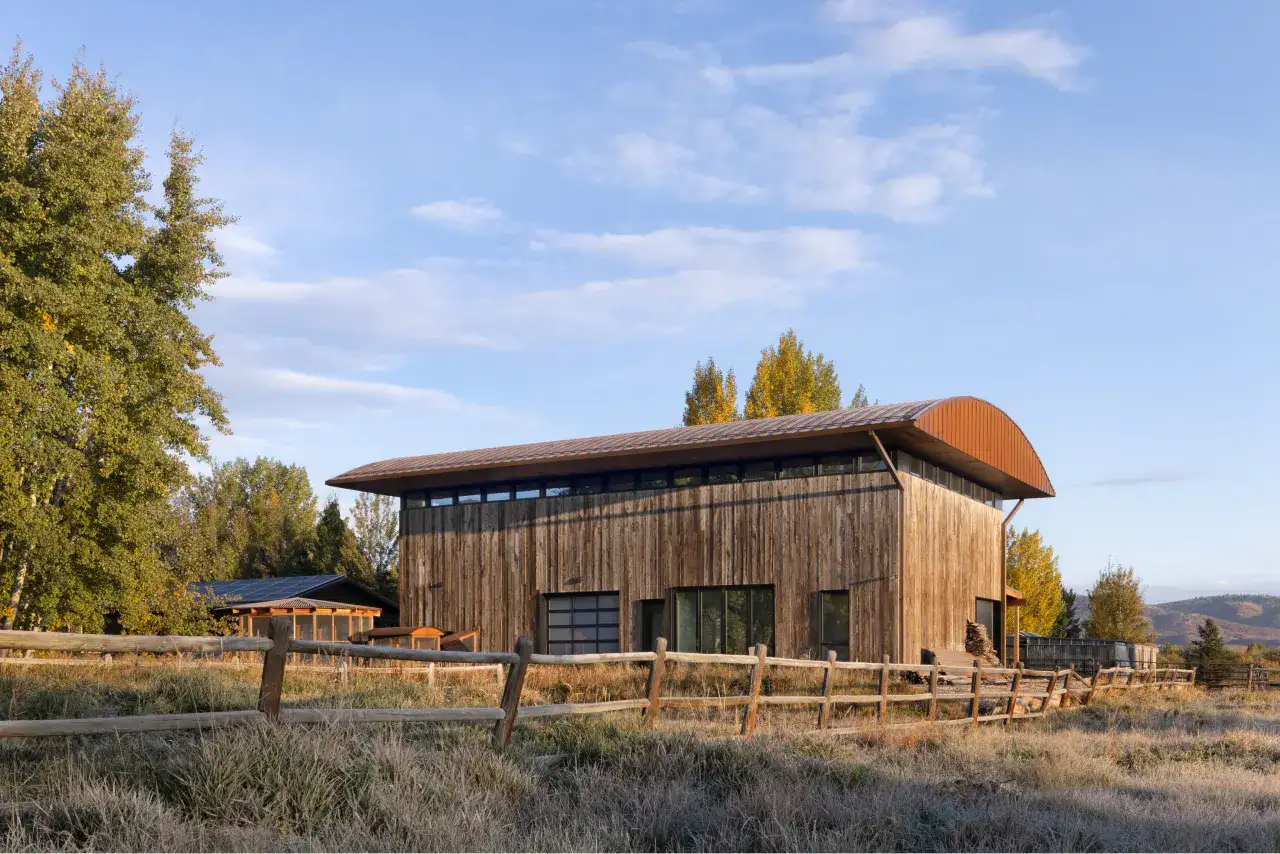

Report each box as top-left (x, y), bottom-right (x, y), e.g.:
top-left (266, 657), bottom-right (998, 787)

top-left (328, 396), bottom-right (1053, 499)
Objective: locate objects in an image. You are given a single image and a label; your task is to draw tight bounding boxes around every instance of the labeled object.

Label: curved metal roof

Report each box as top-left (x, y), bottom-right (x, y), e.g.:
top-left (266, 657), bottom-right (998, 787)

top-left (328, 396), bottom-right (1053, 499)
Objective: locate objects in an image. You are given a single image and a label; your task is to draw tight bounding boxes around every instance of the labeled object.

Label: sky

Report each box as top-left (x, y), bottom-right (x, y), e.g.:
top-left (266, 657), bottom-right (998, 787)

top-left (9, 1), bottom-right (1279, 603)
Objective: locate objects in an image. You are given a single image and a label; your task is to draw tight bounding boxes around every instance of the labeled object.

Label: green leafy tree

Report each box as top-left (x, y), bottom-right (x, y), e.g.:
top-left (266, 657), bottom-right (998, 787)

top-left (1005, 528), bottom-right (1063, 635)
top-left (181, 458), bottom-right (317, 580)
top-left (1084, 561), bottom-right (1155, 643)
top-left (744, 329), bottom-right (841, 419)
top-left (351, 491), bottom-right (399, 598)
top-left (1051, 586), bottom-right (1083, 638)
top-left (682, 358), bottom-right (739, 425)
top-left (0, 46), bottom-right (228, 631)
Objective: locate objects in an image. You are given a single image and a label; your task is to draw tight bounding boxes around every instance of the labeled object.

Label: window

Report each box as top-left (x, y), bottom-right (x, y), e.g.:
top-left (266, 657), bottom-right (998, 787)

top-left (249, 616), bottom-right (270, 637)
top-left (860, 453), bottom-right (888, 473)
top-left (544, 479), bottom-right (572, 497)
top-left (485, 485), bottom-right (512, 502)
top-left (295, 615), bottom-right (314, 641)
top-left (673, 467), bottom-right (703, 487)
top-left (818, 591), bottom-right (850, 661)
top-left (819, 454), bottom-right (856, 475)
top-left (779, 457), bottom-right (815, 479)
top-left (741, 460), bottom-right (777, 482)
top-left (515, 482), bottom-right (542, 499)
top-left (316, 615), bottom-right (333, 642)
top-left (607, 472), bottom-right (637, 493)
top-left (639, 469), bottom-right (670, 490)
top-left (640, 599), bottom-right (665, 652)
top-left (674, 586), bottom-right (774, 655)
top-left (975, 598), bottom-right (1000, 648)
top-left (545, 593), bottom-right (621, 655)
top-left (707, 464), bottom-right (739, 484)
top-left (571, 476), bottom-right (602, 495)
top-left (429, 490), bottom-right (455, 507)
top-left (457, 489), bottom-right (482, 504)
top-left (334, 615), bottom-right (350, 642)
top-left (404, 492), bottom-right (427, 510)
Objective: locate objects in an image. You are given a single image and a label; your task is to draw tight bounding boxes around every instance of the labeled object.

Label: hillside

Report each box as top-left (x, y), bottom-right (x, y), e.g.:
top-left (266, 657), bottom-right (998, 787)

top-left (1147, 594), bottom-right (1280, 646)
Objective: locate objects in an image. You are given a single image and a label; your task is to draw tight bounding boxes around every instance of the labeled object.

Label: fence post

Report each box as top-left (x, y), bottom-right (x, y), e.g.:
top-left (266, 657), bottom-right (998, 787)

top-left (1043, 670), bottom-right (1061, 715)
top-left (928, 663), bottom-right (940, 722)
top-left (1085, 668), bottom-right (1102, 706)
top-left (970, 659), bottom-right (982, 727)
top-left (427, 662), bottom-right (437, 689)
top-left (643, 637), bottom-right (667, 728)
top-left (1062, 665), bottom-right (1076, 708)
top-left (257, 615), bottom-right (292, 720)
top-left (817, 650), bottom-right (837, 730)
top-left (877, 655), bottom-right (891, 726)
top-left (1248, 663), bottom-right (1256, 692)
top-left (1006, 662), bottom-right (1023, 724)
top-left (492, 636), bottom-right (533, 748)
top-left (741, 643), bottom-right (767, 737)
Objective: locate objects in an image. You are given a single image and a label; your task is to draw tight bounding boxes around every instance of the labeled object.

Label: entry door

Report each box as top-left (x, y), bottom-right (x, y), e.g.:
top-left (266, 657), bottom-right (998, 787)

top-left (545, 592), bottom-right (621, 654)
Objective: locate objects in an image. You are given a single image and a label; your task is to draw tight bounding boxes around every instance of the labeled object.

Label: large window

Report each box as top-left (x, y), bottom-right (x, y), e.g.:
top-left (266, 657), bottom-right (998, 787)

top-left (639, 599), bottom-right (665, 652)
top-left (545, 593), bottom-right (621, 655)
top-left (674, 586), bottom-right (774, 655)
top-left (818, 590), bottom-right (850, 661)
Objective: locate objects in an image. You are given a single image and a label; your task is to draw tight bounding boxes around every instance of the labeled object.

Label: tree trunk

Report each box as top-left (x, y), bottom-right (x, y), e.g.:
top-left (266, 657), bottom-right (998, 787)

top-left (2, 554), bottom-right (29, 631)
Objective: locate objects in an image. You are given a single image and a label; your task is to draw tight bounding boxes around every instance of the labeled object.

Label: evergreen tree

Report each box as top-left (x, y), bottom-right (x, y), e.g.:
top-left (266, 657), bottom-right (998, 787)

top-left (1051, 586), bottom-right (1083, 638)
top-left (849, 383), bottom-right (871, 408)
top-left (351, 492), bottom-right (399, 598)
top-left (1005, 528), bottom-right (1063, 635)
top-left (0, 47), bottom-right (228, 631)
top-left (1085, 560), bottom-right (1155, 643)
top-left (744, 329), bottom-right (841, 419)
top-left (682, 358), bottom-right (739, 425)
top-left (314, 497), bottom-right (374, 584)
top-left (1184, 618), bottom-right (1237, 685)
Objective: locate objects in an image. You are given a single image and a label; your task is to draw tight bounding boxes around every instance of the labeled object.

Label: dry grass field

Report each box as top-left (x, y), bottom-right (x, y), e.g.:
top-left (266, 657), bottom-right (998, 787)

top-left (1, 661), bottom-right (1278, 851)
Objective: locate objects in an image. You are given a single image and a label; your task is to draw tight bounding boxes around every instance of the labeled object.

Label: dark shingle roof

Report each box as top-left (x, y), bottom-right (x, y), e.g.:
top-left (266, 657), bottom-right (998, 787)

top-left (191, 575), bottom-right (345, 605)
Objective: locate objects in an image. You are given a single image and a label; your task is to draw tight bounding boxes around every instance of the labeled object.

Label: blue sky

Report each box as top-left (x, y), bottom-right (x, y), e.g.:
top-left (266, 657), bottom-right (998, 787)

top-left (11, 1), bottom-right (1279, 603)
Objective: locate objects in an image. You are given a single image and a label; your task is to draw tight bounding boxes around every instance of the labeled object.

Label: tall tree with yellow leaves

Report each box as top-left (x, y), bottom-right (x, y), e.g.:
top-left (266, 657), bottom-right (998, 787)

top-left (682, 358), bottom-right (740, 425)
top-left (1005, 528), bottom-right (1064, 635)
top-left (744, 329), bottom-right (842, 419)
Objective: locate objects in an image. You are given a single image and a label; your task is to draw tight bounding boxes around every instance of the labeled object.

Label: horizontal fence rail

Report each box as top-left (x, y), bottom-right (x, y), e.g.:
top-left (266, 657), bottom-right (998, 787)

top-left (0, 620), bottom-right (1197, 746)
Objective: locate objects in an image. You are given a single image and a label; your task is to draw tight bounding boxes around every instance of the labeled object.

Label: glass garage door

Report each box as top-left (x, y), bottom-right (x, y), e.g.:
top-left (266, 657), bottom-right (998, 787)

top-left (546, 592), bottom-right (621, 654)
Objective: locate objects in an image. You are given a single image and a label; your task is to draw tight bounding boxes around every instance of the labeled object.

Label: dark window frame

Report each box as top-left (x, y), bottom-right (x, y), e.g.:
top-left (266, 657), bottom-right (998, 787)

top-left (544, 591), bottom-right (622, 655)
top-left (673, 585), bottom-right (774, 655)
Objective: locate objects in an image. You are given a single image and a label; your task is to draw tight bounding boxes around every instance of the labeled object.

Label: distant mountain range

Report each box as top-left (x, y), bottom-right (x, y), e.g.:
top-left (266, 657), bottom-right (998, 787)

top-left (1146, 595), bottom-right (1280, 647)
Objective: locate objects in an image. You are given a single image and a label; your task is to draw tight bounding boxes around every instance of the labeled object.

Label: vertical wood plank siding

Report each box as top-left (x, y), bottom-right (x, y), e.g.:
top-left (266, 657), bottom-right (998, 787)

top-left (901, 476), bottom-right (1003, 664)
top-left (400, 472), bottom-right (901, 657)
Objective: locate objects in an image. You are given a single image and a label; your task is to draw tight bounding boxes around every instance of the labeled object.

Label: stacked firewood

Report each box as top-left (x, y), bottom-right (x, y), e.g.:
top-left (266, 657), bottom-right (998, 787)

top-left (964, 620), bottom-right (1001, 667)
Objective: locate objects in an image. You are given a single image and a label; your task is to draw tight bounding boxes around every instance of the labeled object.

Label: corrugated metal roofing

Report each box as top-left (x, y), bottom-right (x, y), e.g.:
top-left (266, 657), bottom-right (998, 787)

top-left (328, 399), bottom-right (940, 486)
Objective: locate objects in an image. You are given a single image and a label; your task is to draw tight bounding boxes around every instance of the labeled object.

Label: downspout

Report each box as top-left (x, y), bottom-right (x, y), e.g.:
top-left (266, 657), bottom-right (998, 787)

top-left (1000, 499), bottom-right (1025, 665)
top-left (869, 431), bottom-right (904, 663)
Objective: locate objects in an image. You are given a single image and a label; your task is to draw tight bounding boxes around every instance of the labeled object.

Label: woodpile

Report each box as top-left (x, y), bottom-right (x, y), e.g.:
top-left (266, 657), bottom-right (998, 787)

top-left (965, 620), bottom-right (1001, 666)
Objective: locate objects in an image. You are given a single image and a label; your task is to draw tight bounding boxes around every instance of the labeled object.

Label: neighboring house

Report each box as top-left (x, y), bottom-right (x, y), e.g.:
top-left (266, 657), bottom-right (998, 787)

top-left (327, 397), bottom-right (1053, 663)
top-left (191, 574), bottom-right (399, 631)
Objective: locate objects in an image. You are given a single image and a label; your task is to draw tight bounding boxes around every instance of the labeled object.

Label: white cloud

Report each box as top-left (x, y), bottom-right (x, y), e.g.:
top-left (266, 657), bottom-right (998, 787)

top-left (217, 226), bottom-right (276, 257)
top-left (568, 3), bottom-right (1081, 220)
top-left (409, 198), bottom-right (503, 230)
top-left (259, 368), bottom-right (475, 410)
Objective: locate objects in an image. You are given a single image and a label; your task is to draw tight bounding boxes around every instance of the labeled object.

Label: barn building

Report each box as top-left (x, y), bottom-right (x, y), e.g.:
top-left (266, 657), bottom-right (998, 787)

top-left (327, 397), bottom-right (1053, 663)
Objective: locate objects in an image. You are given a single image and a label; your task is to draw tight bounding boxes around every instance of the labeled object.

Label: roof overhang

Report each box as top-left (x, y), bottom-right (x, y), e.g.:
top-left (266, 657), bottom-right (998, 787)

top-left (328, 396), bottom-right (1053, 500)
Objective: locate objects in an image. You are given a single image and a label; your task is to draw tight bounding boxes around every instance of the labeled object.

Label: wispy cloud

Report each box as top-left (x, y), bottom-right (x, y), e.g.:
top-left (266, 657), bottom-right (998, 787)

top-left (409, 198), bottom-right (503, 230)
top-left (1072, 470), bottom-right (1201, 489)
top-left (217, 226), bottom-right (276, 257)
top-left (258, 368), bottom-right (503, 416)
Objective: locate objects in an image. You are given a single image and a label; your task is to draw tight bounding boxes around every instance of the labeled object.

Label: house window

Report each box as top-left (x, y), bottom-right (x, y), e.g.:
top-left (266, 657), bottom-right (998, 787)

top-left (640, 599), bottom-right (665, 652)
top-left (639, 469), bottom-right (670, 490)
top-left (571, 476), bottom-right (603, 495)
top-left (485, 485), bottom-right (512, 502)
top-left (515, 482), bottom-right (542, 499)
top-left (674, 586), bottom-right (774, 655)
top-left (403, 491), bottom-right (427, 510)
top-left (707, 464), bottom-right (739, 484)
top-left (859, 453), bottom-right (888, 473)
top-left (457, 489), bottom-right (482, 504)
top-left (429, 490), bottom-right (455, 507)
top-left (673, 467), bottom-right (703, 487)
top-left (819, 590), bottom-right (850, 661)
top-left (544, 479), bottom-right (571, 497)
top-left (819, 454), bottom-right (856, 475)
top-left (545, 593), bottom-right (621, 655)
top-left (741, 460), bottom-right (777, 482)
top-left (607, 472), bottom-right (637, 493)
top-left (249, 616), bottom-right (270, 637)
top-left (334, 615), bottom-right (350, 642)
top-left (779, 457), bottom-right (815, 479)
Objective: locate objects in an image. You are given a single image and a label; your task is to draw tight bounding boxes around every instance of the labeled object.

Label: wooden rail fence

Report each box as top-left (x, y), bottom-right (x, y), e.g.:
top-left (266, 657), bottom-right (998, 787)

top-left (0, 622), bottom-right (1196, 747)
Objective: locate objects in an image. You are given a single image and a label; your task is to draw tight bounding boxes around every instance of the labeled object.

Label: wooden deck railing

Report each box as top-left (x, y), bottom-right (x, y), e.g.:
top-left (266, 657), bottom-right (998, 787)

top-left (0, 621), bottom-right (1197, 746)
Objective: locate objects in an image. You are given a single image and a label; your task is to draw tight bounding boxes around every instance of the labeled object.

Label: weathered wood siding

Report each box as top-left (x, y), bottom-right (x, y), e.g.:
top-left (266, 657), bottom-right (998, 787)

top-left (901, 476), bottom-right (1003, 664)
top-left (399, 472), bottom-right (901, 658)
